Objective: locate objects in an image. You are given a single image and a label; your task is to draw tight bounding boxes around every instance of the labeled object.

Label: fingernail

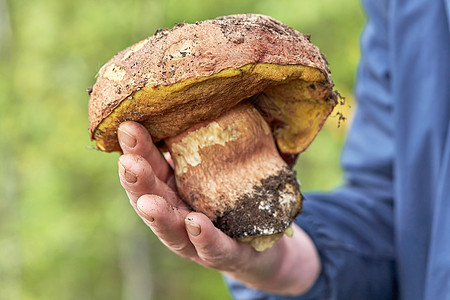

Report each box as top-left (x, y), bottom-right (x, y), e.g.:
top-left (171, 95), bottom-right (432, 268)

top-left (124, 170), bottom-right (137, 183)
top-left (185, 218), bottom-right (201, 236)
top-left (138, 206), bottom-right (155, 222)
top-left (118, 127), bottom-right (137, 148)
top-left (118, 161), bottom-right (137, 183)
top-left (136, 197), bottom-right (155, 222)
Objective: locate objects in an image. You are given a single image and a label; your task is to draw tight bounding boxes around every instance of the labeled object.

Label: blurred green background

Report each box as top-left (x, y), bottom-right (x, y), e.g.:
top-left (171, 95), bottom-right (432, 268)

top-left (0, 0), bottom-right (364, 299)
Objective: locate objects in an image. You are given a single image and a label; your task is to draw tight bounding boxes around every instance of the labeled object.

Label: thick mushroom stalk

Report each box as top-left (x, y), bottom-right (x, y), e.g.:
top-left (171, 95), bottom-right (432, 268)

top-left (165, 102), bottom-right (302, 251)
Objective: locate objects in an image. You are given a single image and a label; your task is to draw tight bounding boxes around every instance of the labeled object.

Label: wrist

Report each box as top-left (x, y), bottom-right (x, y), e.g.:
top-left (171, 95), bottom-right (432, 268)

top-left (223, 224), bottom-right (321, 296)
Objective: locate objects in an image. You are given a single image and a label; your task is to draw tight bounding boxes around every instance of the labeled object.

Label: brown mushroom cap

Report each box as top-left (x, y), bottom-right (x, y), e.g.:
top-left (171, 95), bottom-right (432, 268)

top-left (88, 14), bottom-right (337, 154)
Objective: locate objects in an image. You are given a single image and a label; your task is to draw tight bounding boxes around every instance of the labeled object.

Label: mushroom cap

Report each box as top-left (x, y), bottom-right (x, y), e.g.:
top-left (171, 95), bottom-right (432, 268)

top-left (88, 14), bottom-right (337, 153)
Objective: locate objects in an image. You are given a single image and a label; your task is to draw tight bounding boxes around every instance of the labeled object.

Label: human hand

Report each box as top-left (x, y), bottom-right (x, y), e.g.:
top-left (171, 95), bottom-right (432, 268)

top-left (117, 121), bottom-right (321, 295)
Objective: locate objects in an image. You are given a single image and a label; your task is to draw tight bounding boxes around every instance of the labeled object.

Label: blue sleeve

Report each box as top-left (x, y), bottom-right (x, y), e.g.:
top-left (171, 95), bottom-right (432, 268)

top-left (226, 1), bottom-right (398, 299)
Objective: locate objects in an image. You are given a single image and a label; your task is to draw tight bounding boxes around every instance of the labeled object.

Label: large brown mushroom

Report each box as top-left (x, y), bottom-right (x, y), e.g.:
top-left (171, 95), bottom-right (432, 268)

top-left (88, 14), bottom-right (337, 251)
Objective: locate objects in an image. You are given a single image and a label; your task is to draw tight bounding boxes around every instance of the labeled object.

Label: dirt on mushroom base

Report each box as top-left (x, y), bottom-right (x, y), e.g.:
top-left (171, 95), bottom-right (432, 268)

top-left (214, 166), bottom-right (302, 239)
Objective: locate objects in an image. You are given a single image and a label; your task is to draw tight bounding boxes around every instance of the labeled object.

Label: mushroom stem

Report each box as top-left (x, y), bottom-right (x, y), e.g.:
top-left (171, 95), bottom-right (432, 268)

top-left (165, 102), bottom-right (302, 251)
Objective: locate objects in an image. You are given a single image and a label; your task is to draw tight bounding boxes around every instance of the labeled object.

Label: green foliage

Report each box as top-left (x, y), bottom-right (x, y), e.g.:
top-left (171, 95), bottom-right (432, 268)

top-left (0, 0), bottom-right (364, 299)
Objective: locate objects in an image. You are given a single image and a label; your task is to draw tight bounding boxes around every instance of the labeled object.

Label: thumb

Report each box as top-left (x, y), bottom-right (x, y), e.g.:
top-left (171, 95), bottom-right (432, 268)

top-left (184, 212), bottom-right (253, 271)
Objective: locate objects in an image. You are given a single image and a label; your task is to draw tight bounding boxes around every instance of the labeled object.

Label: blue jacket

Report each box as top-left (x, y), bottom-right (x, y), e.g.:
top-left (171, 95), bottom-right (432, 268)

top-left (227, 0), bottom-right (450, 299)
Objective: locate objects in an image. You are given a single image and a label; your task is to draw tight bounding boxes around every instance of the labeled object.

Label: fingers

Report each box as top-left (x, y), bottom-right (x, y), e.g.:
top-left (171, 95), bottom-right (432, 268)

top-left (118, 151), bottom-right (196, 258)
top-left (184, 212), bottom-right (254, 271)
top-left (118, 121), bottom-right (173, 183)
top-left (135, 194), bottom-right (255, 271)
top-left (136, 195), bottom-right (197, 258)
top-left (118, 154), bottom-right (186, 210)
top-left (117, 121), bottom-right (255, 272)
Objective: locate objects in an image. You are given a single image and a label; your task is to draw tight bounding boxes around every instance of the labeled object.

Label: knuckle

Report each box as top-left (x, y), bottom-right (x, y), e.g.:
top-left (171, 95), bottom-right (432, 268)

top-left (198, 248), bottom-right (227, 265)
top-left (169, 242), bottom-right (190, 252)
top-left (199, 247), bottom-right (250, 272)
top-left (127, 189), bottom-right (142, 197)
top-left (164, 240), bottom-right (196, 258)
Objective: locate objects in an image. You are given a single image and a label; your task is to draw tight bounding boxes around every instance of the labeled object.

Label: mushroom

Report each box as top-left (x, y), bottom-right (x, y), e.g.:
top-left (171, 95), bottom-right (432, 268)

top-left (88, 14), bottom-right (337, 251)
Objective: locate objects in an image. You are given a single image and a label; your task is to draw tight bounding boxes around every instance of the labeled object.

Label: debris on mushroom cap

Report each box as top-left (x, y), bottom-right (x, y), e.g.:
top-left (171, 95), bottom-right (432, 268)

top-left (88, 14), bottom-right (337, 154)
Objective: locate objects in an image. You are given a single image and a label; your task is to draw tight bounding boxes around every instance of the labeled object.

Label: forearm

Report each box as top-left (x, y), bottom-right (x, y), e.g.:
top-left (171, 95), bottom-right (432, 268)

top-left (223, 224), bottom-right (321, 296)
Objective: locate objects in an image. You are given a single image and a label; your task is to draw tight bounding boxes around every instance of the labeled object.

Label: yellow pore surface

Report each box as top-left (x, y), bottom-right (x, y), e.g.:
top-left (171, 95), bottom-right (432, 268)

top-left (94, 63), bottom-right (334, 153)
